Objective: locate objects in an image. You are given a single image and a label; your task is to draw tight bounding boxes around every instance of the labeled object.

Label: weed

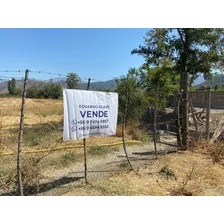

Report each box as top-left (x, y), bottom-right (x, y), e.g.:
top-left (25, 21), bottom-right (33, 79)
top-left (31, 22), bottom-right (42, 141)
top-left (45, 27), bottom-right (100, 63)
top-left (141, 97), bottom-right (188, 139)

top-left (0, 155), bottom-right (47, 195)
top-left (128, 129), bottom-right (151, 142)
top-left (61, 152), bottom-right (77, 164)
top-left (0, 169), bottom-right (17, 192)
top-left (210, 142), bottom-right (224, 165)
top-left (88, 145), bottom-right (104, 155)
top-left (170, 165), bottom-right (195, 196)
top-left (88, 145), bottom-right (118, 156)
top-left (45, 151), bottom-right (78, 168)
top-left (158, 165), bottom-right (177, 180)
top-left (23, 123), bottom-right (61, 147)
top-left (119, 162), bottom-right (129, 169)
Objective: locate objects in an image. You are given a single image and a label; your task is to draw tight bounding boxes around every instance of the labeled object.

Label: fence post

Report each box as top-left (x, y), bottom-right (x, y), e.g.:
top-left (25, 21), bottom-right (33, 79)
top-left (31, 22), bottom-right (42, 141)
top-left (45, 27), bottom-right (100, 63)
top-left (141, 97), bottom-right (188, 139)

top-left (121, 78), bottom-right (133, 170)
top-left (205, 87), bottom-right (211, 140)
top-left (83, 78), bottom-right (91, 185)
top-left (153, 88), bottom-right (158, 159)
top-left (17, 69), bottom-right (29, 196)
top-left (176, 91), bottom-right (183, 149)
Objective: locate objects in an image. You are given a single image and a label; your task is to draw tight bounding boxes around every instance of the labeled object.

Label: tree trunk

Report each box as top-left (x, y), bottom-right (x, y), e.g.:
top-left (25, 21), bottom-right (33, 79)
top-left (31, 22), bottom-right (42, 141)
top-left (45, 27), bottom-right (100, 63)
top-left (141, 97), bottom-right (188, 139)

top-left (180, 72), bottom-right (189, 150)
top-left (177, 28), bottom-right (190, 150)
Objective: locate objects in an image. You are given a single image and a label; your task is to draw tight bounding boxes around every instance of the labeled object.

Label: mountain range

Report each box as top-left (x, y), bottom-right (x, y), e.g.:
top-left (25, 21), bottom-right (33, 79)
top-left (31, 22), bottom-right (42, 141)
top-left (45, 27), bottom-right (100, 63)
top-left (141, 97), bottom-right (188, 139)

top-left (0, 78), bottom-right (116, 93)
top-left (195, 74), bottom-right (224, 87)
top-left (1, 74), bottom-right (224, 94)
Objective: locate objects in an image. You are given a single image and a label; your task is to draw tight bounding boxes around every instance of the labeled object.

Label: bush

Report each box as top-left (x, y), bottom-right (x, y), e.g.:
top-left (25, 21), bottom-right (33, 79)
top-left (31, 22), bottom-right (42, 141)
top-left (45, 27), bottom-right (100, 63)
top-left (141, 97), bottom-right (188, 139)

top-left (158, 165), bottom-right (177, 180)
top-left (27, 82), bottom-right (62, 99)
top-left (27, 85), bottom-right (39, 98)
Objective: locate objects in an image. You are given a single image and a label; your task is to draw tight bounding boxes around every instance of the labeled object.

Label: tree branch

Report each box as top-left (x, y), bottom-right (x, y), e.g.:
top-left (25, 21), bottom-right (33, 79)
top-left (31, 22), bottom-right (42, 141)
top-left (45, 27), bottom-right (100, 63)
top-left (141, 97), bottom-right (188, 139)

top-left (177, 28), bottom-right (185, 46)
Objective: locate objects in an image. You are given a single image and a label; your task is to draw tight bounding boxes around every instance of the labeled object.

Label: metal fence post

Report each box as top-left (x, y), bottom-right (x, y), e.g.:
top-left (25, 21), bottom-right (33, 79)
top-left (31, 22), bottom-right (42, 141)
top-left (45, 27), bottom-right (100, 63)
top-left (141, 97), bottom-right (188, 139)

top-left (17, 69), bottom-right (29, 196)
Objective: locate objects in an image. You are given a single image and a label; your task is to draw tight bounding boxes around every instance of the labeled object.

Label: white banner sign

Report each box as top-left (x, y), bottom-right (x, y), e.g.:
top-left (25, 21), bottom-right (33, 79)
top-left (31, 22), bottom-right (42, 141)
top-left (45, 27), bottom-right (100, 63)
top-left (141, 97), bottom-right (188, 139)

top-left (63, 89), bottom-right (118, 140)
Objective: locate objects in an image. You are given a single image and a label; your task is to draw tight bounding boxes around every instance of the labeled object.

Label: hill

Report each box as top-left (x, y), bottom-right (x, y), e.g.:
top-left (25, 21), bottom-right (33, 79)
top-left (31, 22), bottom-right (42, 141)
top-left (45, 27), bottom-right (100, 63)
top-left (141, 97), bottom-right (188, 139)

top-left (54, 78), bottom-right (116, 90)
top-left (0, 79), bottom-right (45, 93)
top-left (0, 78), bottom-right (116, 93)
top-left (196, 75), bottom-right (224, 88)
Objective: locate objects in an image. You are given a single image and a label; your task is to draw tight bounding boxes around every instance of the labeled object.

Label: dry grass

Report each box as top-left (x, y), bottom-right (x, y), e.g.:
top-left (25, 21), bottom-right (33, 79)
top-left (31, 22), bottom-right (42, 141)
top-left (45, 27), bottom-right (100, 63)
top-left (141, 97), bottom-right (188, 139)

top-left (189, 140), bottom-right (224, 165)
top-left (0, 97), bottom-right (127, 154)
top-left (1, 97), bottom-right (224, 196)
top-left (63, 151), bottom-right (224, 196)
top-left (115, 125), bottom-right (122, 137)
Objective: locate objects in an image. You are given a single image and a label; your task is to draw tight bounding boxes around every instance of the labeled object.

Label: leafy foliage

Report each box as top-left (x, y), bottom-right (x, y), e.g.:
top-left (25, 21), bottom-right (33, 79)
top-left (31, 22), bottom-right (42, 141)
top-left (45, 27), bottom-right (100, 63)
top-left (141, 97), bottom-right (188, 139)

top-left (66, 73), bottom-right (81, 89)
top-left (132, 28), bottom-right (224, 86)
top-left (114, 68), bottom-right (144, 124)
top-left (132, 28), bottom-right (224, 148)
top-left (158, 165), bottom-right (177, 180)
top-left (27, 80), bottom-right (62, 99)
top-left (7, 78), bottom-right (21, 95)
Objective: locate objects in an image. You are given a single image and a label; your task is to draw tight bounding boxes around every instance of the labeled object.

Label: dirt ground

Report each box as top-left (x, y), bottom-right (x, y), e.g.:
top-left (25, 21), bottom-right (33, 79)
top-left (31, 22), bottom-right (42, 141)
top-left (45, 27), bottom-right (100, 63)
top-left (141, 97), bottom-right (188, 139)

top-left (59, 152), bottom-right (224, 196)
top-left (35, 140), bottom-right (224, 196)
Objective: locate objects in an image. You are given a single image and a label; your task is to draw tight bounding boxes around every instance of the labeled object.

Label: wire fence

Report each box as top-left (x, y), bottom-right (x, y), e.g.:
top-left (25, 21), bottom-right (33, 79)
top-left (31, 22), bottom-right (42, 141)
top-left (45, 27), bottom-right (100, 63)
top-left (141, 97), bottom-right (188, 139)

top-left (189, 87), bottom-right (224, 142)
top-left (1, 69), bottom-right (223, 195)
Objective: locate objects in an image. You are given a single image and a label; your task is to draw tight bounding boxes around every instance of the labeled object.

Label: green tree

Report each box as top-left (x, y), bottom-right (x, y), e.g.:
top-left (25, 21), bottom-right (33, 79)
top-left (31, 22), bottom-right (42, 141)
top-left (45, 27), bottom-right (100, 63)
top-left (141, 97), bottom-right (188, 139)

top-left (8, 78), bottom-right (16, 95)
top-left (27, 80), bottom-right (62, 99)
top-left (51, 83), bottom-right (62, 99)
top-left (66, 73), bottom-right (81, 89)
top-left (214, 84), bottom-right (219, 91)
top-left (132, 28), bottom-right (224, 149)
top-left (115, 68), bottom-right (144, 124)
top-left (27, 85), bottom-right (39, 98)
top-left (8, 78), bottom-right (21, 95)
top-left (139, 60), bottom-right (180, 96)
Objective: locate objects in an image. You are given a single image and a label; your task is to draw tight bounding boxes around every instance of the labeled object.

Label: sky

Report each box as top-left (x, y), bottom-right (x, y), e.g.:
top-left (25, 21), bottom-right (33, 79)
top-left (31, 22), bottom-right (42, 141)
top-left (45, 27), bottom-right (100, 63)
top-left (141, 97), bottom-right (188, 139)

top-left (0, 28), bottom-right (149, 81)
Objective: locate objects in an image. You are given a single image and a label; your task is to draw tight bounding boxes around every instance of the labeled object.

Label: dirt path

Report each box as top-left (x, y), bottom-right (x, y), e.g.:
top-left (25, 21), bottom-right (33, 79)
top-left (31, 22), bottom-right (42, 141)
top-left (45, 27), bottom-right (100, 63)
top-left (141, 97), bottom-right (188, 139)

top-left (39, 136), bottom-right (177, 195)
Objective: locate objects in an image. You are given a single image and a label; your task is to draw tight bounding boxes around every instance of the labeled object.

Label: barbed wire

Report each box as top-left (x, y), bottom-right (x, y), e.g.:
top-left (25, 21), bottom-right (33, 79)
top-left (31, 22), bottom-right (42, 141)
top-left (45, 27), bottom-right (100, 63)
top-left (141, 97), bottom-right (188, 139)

top-left (0, 70), bottom-right (25, 73)
top-left (0, 75), bottom-right (24, 79)
top-left (28, 71), bottom-right (101, 82)
top-left (29, 70), bottom-right (67, 77)
top-left (0, 69), bottom-right (113, 84)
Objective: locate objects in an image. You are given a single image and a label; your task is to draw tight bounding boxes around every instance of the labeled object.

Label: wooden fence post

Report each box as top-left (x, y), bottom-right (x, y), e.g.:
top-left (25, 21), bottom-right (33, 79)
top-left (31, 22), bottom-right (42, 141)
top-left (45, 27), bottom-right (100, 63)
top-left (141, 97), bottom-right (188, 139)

top-left (83, 78), bottom-right (91, 185)
top-left (121, 78), bottom-right (133, 170)
top-left (17, 69), bottom-right (29, 196)
top-left (176, 91), bottom-right (183, 149)
top-left (153, 88), bottom-right (158, 159)
top-left (205, 87), bottom-right (211, 140)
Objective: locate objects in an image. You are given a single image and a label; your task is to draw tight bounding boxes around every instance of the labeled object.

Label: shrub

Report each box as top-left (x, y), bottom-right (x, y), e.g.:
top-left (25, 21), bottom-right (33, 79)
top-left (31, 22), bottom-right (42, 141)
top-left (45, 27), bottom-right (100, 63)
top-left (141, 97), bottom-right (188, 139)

top-left (158, 165), bottom-right (177, 180)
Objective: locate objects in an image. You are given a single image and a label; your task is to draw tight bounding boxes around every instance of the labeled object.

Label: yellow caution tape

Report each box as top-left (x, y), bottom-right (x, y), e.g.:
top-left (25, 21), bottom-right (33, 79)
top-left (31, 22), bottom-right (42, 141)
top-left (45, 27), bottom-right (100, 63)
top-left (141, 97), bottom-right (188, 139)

top-left (0, 140), bottom-right (142, 157)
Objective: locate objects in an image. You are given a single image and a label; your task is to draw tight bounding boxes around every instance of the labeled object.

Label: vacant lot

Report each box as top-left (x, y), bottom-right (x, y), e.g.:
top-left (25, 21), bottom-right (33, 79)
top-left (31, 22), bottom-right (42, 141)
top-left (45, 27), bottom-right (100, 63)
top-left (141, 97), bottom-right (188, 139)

top-left (0, 98), bottom-right (223, 196)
